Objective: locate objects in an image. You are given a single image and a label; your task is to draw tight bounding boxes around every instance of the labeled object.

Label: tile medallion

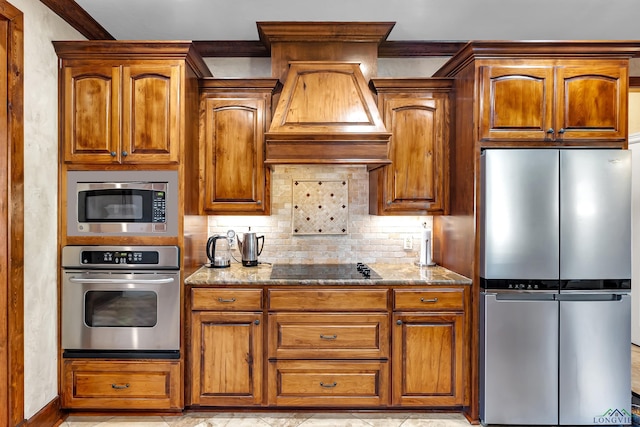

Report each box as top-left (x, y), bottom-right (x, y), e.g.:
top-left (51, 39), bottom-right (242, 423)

top-left (292, 180), bottom-right (348, 235)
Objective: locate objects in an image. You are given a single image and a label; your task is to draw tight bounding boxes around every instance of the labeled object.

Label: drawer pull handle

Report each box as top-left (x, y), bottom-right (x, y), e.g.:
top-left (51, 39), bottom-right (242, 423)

top-left (218, 297), bottom-right (236, 303)
top-left (111, 383), bottom-right (130, 390)
top-left (320, 382), bottom-right (337, 388)
top-left (320, 334), bottom-right (337, 340)
top-left (420, 297), bottom-right (438, 303)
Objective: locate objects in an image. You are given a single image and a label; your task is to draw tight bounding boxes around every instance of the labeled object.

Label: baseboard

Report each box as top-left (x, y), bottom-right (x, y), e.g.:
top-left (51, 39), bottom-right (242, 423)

top-left (24, 396), bottom-right (64, 427)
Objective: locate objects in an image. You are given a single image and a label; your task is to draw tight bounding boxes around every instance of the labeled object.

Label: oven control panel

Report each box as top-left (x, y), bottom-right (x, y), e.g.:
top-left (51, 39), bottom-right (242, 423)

top-left (62, 245), bottom-right (180, 269)
top-left (81, 250), bottom-right (160, 265)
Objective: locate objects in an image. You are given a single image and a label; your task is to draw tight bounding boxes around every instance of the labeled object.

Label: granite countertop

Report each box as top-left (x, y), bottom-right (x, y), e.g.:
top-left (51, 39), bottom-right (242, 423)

top-left (184, 262), bottom-right (471, 286)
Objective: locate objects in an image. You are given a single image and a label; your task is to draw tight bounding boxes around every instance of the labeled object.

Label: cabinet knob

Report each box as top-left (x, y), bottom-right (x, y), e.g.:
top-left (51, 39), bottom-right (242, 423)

top-left (558, 128), bottom-right (565, 134)
top-left (256, 200), bottom-right (262, 205)
top-left (254, 319), bottom-right (260, 325)
top-left (546, 128), bottom-right (554, 134)
top-left (110, 151), bottom-right (117, 157)
top-left (387, 201), bottom-right (392, 206)
top-left (396, 320), bottom-right (403, 325)
top-left (121, 151), bottom-right (128, 157)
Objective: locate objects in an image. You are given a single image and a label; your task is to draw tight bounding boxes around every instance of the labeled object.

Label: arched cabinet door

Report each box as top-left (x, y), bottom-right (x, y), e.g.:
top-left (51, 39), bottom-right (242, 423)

top-left (200, 79), bottom-right (278, 215)
top-left (369, 79), bottom-right (451, 216)
top-left (62, 64), bottom-right (121, 164)
top-left (479, 64), bottom-right (555, 142)
top-left (122, 63), bottom-right (181, 164)
top-left (555, 62), bottom-right (627, 142)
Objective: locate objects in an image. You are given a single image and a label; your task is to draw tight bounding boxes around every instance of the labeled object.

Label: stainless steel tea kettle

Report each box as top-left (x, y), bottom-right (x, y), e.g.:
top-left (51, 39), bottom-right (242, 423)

top-left (237, 228), bottom-right (264, 267)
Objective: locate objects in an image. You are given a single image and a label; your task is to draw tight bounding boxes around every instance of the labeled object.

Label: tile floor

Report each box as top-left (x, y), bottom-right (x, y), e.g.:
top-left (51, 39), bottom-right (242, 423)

top-left (61, 412), bottom-right (472, 427)
top-left (60, 345), bottom-right (640, 427)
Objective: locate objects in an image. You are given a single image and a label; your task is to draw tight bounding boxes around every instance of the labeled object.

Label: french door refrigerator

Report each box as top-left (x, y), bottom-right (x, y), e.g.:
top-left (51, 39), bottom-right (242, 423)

top-left (479, 149), bottom-right (631, 426)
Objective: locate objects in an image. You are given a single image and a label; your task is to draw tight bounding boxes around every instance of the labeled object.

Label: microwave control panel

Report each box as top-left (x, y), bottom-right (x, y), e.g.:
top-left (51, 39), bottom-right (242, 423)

top-left (152, 191), bottom-right (166, 223)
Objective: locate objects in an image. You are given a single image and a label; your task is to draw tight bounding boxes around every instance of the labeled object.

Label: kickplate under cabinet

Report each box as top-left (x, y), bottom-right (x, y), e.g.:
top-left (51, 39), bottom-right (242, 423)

top-left (292, 180), bottom-right (348, 235)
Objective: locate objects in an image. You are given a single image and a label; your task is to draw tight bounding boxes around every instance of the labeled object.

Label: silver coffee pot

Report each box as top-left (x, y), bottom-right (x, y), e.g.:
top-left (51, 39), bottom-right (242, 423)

top-left (237, 228), bottom-right (264, 267)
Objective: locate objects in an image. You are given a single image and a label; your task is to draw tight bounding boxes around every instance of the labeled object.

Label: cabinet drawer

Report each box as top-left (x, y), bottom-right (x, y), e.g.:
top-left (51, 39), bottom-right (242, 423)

top-left (393, 288), bottom-right (465, 311)
top-left (268, 360), bottom-right (389, 407)
top-left (62, 360), bottom-right (181, 409)
top-left (268, 313), bottom-right (389, 359)
top-left (191, 288), bottom-right (263, 311)
top-left (268, 289), bottom-right (387, 311)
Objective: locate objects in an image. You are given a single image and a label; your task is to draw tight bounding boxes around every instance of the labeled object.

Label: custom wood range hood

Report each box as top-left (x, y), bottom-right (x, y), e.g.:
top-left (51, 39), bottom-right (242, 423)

top-left (258, 22), bottom-right (394, 167)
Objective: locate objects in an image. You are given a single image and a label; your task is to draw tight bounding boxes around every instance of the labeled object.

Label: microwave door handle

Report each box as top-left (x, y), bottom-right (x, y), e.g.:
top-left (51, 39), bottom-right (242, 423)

top-left (68, 277), bottom-right (175, 285)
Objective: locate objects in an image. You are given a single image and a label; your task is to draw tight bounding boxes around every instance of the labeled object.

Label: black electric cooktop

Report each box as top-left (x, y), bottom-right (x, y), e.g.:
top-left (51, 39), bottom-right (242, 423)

top-left (270, 263), bottom-right (382, 280)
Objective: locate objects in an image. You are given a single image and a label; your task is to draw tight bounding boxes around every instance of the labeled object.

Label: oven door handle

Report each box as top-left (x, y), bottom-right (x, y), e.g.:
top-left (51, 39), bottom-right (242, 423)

top-left (68, 277), bottom-right (175, 285)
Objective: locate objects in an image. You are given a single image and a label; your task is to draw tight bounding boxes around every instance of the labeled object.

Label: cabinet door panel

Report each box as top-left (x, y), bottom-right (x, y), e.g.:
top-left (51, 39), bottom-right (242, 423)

top-left (190, 311), bottom-right (263, 406)
top-left (203, 97), bottom-right (267, 214)
top-left (555, 63), bottom-right (627, 141)
top-left (389, 99), bottom-right (437, 200)
top-left (372, 92), bottom-right (448, 215)
top-left (479, 65), bottom-right (554, 141)
top-left (63, 65), bottom-right (120, 163)
top-left (392, 313), bottom-right (464, 406)
top-left (122, 64), bottom-right (181, 163)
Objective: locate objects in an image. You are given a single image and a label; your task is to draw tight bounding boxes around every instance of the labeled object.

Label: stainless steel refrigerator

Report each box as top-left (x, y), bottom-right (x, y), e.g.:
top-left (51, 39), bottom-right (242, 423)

top-left (479, 149), bottom-right (632, 426)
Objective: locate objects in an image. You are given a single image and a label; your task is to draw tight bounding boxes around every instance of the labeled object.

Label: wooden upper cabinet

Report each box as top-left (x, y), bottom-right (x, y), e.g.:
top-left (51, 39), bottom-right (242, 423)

top-left (121, 64), bottom-right (181, 164)
top-left (200, 80), bottom-right (278, 215)
top-left (369, 79), bottom-right (451, 215)
top-left (479, 60), bottom-right (628, 144)
top-left (62, 64), bottom-right (120, 164)
top-left (62, 61), bottom-right (181, 165)
top-left (555, 63), bottom-right (627, 141)
top-left (479, 64), bottom-right (554, 141)
top-left (54, 41), bottom-right (212, 166)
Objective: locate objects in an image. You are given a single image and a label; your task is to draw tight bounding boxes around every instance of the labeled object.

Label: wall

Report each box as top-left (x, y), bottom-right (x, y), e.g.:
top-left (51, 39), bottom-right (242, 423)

top-left (6, 0), bottom-right (84, 418)
top-left (209, 165), bottom-right (433, 265)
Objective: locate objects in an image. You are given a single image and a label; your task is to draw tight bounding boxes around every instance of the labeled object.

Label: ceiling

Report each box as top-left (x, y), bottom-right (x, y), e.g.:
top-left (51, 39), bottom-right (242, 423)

top-left (71, 0), bottom-right (640, 42)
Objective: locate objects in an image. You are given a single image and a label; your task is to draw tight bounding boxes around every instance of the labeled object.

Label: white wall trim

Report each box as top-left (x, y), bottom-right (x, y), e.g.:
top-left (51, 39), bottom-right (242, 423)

top-left (630, 132), bottom-right (640, 145)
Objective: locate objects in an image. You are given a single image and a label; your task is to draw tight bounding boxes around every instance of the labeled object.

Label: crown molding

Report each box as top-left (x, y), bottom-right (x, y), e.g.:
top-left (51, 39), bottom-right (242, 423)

top-left (40, 0), bottom-right (113, 40)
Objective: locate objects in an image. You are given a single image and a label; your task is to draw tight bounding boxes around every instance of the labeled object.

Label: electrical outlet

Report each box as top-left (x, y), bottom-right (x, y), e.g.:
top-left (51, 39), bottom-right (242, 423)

top-left (403, 235), bottom-right (413, 250)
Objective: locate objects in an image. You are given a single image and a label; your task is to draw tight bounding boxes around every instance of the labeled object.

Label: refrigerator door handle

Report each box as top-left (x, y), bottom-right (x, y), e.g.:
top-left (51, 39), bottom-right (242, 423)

top-left (557, 293), bottom-right (625, 302)
top-left (493, 292), bottom-right (556, 301)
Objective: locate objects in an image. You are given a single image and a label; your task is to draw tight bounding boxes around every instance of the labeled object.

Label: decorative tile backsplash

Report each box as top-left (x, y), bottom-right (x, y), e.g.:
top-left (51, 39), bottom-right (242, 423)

top-left (208, 165), bottom-right (432, 265)
top-left (292, 180), bottom-right (349, 235)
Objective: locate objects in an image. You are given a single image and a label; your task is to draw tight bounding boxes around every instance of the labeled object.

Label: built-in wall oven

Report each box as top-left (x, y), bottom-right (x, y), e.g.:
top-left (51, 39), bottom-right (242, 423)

top-left (61, 245), bottom-right (180, 359)
top-left (66, 170), bottom-right (178, 237)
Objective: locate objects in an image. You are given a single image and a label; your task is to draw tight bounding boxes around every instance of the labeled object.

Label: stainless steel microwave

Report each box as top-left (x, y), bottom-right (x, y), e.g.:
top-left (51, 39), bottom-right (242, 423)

top-left (66, 170), bottom-right (178, 236)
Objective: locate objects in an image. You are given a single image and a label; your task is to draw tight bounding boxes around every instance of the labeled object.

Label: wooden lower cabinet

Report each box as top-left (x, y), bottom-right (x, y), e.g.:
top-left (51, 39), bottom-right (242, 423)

top-left (190, 310), bottom-right (264, 406)
top-left (267, 360), bottom-right (389, 407)
top-left (186, 285), bottom-right (469, 410)
top-left (392, 312), bottom-right (465, 406)
top-left (62, 359), bottom-right (182, 410)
